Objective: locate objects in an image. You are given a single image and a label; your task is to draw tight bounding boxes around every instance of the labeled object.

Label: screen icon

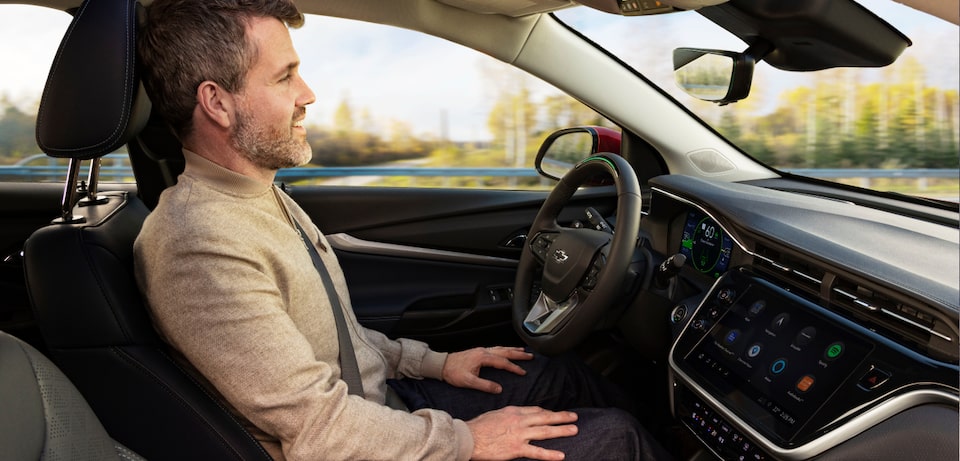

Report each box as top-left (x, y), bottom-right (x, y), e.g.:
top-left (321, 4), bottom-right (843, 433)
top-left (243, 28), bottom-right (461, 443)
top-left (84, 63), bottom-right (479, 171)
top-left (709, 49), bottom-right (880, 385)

top-left (825, 342), bottom-right (844, 360)
top-left (770, 358), bottom-right (788, 375)
top-left (794, 326), bottom-right (817, 347)
top-left (724, 328), bottom-right (741, 345)
top-left (796, 375), bottom-right (815, 392)
top-left (770, 313), bottom-right (790, 331)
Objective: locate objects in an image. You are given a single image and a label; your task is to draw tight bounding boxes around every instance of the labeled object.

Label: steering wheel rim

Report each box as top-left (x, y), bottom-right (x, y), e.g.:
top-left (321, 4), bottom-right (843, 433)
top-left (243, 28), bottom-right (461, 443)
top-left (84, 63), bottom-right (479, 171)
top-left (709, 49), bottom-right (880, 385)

top-left (513, 153), bottom-right (643, 355)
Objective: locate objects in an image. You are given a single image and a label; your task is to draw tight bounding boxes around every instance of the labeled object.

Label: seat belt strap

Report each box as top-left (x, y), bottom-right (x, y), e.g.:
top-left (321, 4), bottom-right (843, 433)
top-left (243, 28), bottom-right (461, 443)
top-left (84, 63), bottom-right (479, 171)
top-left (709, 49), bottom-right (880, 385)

top-left (293, 220), bottom-right (365, 397)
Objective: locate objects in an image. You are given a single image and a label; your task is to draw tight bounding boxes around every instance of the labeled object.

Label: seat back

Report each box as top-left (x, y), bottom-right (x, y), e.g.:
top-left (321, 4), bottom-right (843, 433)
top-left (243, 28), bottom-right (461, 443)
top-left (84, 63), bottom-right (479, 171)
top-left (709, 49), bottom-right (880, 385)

top-left (25, 194), bottom-right (271, 460)
top-left (0, 330), bottom-right (145, 461)
top-left (23, 0), bottom-right (272, 459)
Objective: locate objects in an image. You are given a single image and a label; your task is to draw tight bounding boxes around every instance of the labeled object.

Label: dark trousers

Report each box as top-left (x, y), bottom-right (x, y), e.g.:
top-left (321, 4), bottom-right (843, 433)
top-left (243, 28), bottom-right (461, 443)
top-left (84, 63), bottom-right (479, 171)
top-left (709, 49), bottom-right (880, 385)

top-left (388, 352), bottom-right (671, 461)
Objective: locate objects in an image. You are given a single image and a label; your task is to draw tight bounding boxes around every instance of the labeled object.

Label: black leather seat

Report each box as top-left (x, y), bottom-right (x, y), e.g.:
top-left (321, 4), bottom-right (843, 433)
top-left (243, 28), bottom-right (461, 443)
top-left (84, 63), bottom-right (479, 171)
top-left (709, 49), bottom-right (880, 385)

top-left (0, 330), bottom-right (145, 461)
top-left (23, 0), bottom-right (271, 459)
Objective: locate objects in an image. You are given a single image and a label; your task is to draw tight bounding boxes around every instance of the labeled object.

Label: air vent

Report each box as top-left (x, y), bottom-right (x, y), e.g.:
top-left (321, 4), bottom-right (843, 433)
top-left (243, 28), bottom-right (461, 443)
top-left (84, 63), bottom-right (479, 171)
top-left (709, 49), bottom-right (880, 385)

top-left (752, 244), bottom-right (824, 298)
top-left (752, 243), bottom-right (958, 362)
top-left (830, 276), bottom-right (957, 361)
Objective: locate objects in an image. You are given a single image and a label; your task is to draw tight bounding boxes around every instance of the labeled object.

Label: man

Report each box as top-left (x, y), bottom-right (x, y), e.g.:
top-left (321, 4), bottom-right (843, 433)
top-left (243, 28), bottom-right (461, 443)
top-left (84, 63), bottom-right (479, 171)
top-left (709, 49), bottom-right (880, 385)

top-left (134, 0), bottom-right (667, 460)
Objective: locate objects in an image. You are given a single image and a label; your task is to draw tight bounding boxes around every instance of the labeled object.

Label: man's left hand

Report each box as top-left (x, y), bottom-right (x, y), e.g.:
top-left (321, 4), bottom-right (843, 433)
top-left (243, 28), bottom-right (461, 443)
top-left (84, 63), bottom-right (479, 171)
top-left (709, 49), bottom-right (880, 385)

top-left (442, 346), bottom-right (533, 394)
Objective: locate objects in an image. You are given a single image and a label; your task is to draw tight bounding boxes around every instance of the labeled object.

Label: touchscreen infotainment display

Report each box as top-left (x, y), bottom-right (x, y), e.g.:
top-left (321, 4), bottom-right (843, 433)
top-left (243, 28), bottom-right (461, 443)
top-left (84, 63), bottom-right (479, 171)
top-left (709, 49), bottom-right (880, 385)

top-left (683, 277), bottom-right (873, 443)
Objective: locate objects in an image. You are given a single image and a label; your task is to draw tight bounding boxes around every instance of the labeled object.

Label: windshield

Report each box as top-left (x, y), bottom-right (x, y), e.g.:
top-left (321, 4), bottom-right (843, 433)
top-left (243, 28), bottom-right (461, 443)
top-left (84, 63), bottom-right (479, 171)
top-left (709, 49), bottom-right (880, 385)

top-left (555, 0), bottom-right (959, 201)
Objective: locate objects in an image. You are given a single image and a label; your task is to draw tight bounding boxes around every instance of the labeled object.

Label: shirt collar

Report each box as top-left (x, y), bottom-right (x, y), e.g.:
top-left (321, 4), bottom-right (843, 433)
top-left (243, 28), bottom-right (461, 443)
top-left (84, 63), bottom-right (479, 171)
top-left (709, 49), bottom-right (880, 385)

top-left (181, 149), bottom-right (274, 196)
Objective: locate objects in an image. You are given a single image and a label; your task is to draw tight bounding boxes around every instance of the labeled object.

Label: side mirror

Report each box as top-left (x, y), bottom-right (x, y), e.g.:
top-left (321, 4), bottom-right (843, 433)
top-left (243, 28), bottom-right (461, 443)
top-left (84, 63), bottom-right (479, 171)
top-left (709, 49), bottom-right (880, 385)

top-left (673, 48), bottom-right (755, 105)
top-left (535, 126), bottom-right (621, 182)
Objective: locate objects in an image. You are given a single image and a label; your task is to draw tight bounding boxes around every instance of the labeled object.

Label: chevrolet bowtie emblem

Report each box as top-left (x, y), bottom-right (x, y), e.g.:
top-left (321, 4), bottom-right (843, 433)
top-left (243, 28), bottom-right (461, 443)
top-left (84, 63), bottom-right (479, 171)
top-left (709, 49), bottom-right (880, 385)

top-left (553, 249), bottom-right (569, 264)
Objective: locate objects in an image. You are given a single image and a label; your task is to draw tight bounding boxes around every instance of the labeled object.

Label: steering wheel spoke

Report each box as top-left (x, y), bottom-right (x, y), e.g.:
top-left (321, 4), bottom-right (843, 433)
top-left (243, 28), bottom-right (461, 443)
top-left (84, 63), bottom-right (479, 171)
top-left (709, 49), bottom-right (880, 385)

top-left (523, 290), bottom-right (581, 335)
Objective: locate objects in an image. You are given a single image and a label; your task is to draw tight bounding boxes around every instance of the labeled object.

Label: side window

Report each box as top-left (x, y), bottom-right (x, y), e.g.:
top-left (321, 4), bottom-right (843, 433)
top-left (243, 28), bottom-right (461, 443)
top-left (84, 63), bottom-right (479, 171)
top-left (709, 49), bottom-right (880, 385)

top-left (0, 10), bottom-right (610, 188)
top-left (291, 16), bottom-right (614, 190)
top-left (0, 6), bottom-right (101, 183)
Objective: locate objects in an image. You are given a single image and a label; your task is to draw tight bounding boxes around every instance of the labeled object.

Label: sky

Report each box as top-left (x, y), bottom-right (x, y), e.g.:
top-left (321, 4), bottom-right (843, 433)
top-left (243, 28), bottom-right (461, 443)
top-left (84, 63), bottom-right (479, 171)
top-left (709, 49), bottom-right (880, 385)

top-left (0, 0), bottom-right (957, 141)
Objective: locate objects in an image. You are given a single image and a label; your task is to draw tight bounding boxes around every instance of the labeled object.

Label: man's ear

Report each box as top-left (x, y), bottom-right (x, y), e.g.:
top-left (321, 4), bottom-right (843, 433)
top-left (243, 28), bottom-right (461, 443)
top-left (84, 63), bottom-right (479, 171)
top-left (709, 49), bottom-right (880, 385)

top-left (196, 81), bottom-right (235, 129)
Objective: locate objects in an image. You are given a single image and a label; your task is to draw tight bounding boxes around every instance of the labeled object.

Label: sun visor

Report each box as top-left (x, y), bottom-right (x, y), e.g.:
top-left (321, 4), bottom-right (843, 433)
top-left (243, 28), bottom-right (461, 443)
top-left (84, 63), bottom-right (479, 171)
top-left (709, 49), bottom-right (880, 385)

top-left (697, 0), bottom-right (911, 71)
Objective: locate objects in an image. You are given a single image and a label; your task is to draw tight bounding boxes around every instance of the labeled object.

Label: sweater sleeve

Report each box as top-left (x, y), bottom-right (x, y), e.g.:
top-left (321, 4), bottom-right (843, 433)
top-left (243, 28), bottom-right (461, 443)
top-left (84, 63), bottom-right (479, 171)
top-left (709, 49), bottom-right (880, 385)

top-left (135, 200), bottom-right (473, 461)
top-left (362, 327), bottom-right (449, 380)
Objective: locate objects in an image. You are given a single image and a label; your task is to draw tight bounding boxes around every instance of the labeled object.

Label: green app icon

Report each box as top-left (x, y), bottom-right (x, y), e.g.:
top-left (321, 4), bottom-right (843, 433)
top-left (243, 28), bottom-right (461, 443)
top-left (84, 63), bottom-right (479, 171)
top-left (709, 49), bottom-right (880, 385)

top-left (826, 342), bottom-right (843, 359)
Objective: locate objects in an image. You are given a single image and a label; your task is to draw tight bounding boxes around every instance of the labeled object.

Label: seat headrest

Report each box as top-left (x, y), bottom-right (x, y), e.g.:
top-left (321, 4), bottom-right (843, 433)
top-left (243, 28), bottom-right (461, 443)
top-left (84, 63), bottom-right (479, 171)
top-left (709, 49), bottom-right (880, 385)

top-left (36, 0), bottom-right (150, 160)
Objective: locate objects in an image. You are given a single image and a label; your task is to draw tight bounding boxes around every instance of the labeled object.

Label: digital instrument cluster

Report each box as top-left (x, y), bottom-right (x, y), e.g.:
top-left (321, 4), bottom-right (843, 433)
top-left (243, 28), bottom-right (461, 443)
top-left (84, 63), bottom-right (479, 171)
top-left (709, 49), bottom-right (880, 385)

top-left (679, 210), bottom-right (733, 278)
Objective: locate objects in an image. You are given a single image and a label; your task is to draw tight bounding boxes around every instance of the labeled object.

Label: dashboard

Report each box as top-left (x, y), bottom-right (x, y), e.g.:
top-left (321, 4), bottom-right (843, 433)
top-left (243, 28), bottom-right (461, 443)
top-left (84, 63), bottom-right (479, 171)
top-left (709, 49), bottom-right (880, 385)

top-left (639, 175), bottom-right (959, 460)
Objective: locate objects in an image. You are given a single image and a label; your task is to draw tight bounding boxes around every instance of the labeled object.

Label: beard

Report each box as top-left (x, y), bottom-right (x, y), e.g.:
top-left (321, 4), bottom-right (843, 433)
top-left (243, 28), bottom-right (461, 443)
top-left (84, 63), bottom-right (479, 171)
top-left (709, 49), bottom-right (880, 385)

top-left (231, 105), bottom-right (312, 170)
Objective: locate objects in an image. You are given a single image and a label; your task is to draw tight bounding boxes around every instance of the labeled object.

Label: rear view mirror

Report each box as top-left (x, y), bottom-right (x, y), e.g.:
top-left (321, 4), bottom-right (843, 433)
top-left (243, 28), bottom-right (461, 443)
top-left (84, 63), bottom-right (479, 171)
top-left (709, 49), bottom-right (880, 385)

top-left (673, 48), bottom-right (755, 105)
top-left (535, 126), bottom-right (621, 183)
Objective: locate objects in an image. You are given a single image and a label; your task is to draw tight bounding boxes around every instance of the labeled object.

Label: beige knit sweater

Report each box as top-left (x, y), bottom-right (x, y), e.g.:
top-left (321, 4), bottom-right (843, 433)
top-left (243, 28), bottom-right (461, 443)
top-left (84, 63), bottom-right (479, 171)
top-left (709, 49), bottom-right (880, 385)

top-left (134, 150), bottom-right (472, 460)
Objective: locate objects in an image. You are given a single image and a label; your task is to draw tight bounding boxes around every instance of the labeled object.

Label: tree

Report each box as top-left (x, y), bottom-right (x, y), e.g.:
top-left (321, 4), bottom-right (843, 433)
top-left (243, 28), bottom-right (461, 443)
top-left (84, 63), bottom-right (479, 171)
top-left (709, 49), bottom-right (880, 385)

top-left (333, 97), bottom-right (355, 135)
top-left (0, 95), bottom-right (38, 161)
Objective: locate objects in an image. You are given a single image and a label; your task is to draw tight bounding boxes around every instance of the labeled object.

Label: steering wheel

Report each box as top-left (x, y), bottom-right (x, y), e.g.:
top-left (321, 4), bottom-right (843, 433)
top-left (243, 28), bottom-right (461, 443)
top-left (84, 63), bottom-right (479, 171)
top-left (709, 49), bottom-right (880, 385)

top-left (513, 153), bottom-right (643, 355)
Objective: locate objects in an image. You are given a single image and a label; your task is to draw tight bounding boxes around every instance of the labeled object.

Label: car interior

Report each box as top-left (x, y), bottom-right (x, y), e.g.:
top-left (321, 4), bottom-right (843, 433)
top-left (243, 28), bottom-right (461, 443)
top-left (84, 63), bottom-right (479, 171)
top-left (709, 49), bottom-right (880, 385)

top-left (0, 0), bottom-right (957, 460)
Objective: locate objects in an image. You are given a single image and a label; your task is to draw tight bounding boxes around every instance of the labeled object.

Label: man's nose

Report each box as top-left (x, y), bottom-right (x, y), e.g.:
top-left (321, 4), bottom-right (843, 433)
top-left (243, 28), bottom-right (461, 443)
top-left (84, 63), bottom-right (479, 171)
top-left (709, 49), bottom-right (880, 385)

top-left (296, 74), bottom-right (316, 106)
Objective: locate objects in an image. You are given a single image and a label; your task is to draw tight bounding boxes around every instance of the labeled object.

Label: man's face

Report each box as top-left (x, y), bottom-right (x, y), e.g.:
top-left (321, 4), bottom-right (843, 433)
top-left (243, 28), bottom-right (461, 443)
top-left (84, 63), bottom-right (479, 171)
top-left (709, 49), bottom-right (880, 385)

top-left (230, 16), bottom-right (315, 170)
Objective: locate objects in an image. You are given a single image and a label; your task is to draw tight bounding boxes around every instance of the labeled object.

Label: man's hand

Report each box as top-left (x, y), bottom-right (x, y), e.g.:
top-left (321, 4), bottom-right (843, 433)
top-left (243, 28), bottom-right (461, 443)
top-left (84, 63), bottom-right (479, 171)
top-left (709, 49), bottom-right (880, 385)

top-left (467, 406), bottom-right (578, 461)
top-left (442, 346), bottom-right (533, 394)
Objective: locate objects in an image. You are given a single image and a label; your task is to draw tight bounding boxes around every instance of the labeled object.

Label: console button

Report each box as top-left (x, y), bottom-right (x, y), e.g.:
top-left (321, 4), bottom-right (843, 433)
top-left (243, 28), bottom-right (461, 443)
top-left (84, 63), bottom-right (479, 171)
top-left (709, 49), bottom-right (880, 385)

top-left (671, 304), bottom-right (688, 324)
top-left (707, 306), bottom-right (723, 319)
top-left (717, 288), bottom-right (737, 305)
top-left (680, 390), bottom-right (768, 461)
top-left (858, 366), bottom-right (892, 390)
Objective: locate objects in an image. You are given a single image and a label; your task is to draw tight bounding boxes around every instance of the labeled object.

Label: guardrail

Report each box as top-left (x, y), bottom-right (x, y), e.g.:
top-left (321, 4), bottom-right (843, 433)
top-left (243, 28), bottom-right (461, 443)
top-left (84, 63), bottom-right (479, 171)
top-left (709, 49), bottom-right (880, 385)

top-left (276, 167), bottom-right (538, 182)
top-left (0, 164), bottom-right (136, 181)
top-left (782, 168), bottom-right (959, 178)
top-left (0, 163), bottom-right (542, 182)
top-left (782, 168), bottom-right (959, 191)
top-left (0, 161), bottom-right (956, 188)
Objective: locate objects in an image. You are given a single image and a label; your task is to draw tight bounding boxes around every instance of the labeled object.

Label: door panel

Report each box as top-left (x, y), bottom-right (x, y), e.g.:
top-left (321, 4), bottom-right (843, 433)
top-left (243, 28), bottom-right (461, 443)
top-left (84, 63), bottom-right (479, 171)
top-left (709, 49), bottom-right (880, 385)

top-left (288, 185), bottom-right (617, 350)
top-left (336, 249), bottom-right (519, 351)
